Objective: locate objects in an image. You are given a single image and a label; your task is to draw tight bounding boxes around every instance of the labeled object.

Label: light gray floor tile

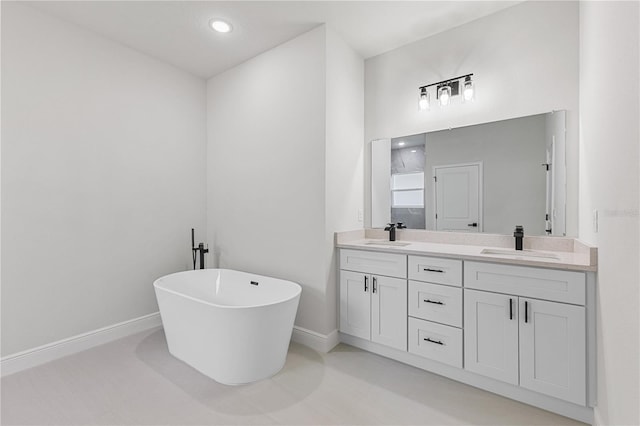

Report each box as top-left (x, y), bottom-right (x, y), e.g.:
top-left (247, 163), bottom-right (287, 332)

top-left (1, 328), bottom-right (585, 425)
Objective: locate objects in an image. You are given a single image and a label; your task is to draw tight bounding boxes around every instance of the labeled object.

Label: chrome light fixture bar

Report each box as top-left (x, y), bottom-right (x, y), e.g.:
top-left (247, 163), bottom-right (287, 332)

top-left (418, 73), bottom-right (474, 110)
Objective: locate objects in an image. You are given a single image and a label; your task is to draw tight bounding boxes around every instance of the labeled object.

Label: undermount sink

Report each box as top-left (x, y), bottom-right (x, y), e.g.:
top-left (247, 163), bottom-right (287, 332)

top-left (365, 240), bottom-right (412, 247)
top-left (481, 248), bottom-right (560, 260)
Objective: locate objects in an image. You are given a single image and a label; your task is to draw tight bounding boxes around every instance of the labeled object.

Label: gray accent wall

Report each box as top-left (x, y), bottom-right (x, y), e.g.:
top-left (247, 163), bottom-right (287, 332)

top-left (425, 114), bottom-right (547, 235)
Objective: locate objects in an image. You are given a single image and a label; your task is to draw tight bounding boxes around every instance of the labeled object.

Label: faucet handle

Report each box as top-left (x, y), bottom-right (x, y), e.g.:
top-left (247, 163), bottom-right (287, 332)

top-left (514, 225), bottom-right (524, 237)
top-left (396, 222), bottom-right (406, 229)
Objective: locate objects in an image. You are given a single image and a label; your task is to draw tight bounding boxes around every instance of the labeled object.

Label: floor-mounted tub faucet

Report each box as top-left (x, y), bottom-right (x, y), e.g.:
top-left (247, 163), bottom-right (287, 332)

top-left (514, 225), bottom-right (524, 251)
top-left (191, 228), bottom-right (209, 269)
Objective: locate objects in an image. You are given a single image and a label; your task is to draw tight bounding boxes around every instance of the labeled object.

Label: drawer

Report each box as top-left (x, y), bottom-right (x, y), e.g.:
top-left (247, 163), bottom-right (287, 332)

top-left (340, 249), bottom-right (407, 278)
top-left (409, 281), bottom-right (462, 327)
top-left (464, 261), bottom-right (585, 305)
top-left (408, 255), bottom-right (462, 286)
top-left (408, 317), bottom-right (462, 368)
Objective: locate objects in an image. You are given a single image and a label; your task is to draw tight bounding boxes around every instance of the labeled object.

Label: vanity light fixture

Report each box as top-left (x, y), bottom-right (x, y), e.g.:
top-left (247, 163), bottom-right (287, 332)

top-left (418, 87), bottom-right (430, 110)
top-left (209, 19), bottom-right (233, 33)
top-left (463, 75), bottom-right (475, 102)
top-left (418, 73), bottom-right (474, 111)
top-left (438, 84), bottom-right (452, 107)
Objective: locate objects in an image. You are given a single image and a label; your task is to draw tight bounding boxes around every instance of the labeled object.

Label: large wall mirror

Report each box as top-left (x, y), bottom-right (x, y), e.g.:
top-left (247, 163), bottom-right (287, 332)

top-left (371, 111), bottom-right (567, 236)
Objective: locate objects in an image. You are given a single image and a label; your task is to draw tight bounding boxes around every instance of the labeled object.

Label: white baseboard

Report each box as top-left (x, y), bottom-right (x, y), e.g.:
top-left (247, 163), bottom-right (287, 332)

top-left (291, 326), bottom-right (339, 353)
top-left (1, 312), bottom-right (162, 377)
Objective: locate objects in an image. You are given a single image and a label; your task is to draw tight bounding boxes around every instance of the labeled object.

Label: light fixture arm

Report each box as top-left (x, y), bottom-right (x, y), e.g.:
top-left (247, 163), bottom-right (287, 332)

top-left (419, 73), bottom-right (474, 91)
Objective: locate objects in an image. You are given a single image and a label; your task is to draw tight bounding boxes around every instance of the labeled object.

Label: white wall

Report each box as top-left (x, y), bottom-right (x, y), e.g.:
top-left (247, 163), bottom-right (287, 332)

top-left (1, 3), bottom-right (207, 356)
top-left (578, 2), bottom-right (640, 424)
top-left (364, 1), bottom-right (579, 236)
top-left (325, 28), bottom-right (364, 333)
top-left (206, 27), bottom-right (327, 334)
top-left (206, 26), bottom-right (363, 336)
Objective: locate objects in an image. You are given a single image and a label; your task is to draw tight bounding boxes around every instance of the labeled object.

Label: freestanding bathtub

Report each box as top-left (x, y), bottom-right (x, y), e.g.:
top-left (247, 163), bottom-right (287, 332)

top-left (153, 269), bottom-right (301, 385)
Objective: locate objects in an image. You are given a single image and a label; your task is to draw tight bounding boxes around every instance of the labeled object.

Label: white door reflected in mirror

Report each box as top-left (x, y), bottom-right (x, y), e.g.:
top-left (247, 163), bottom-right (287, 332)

top-left (434, 163), bottom-right (482, 232)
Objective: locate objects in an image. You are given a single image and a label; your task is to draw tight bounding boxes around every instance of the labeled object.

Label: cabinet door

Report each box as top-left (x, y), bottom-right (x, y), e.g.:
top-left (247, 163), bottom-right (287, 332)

top-left (371, 275), bottom-right (407, 351)
top-left (520, 298), bottom-right (586, 405)
top-left (464, 289), bottom-right (519, 385)
top-left (339, 271), bottom-right (371, 340)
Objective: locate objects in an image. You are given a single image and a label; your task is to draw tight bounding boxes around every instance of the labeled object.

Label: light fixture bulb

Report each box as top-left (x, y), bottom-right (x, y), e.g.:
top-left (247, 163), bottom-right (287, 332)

top-left (398, 141), bottom-right (406, 146)
top-left (438, 84), bottom-right (452, 107)
top-left (418, 87), bottom-right (430, 111)
top-left (209, 19), bottom-right (232, 33)
top-left (463, 76), bottom-right (475, 102)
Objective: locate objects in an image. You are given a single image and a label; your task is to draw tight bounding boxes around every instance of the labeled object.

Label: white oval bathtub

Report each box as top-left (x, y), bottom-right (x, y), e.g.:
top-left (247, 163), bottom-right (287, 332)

top-left (153, 269), bottom-right (301, 385)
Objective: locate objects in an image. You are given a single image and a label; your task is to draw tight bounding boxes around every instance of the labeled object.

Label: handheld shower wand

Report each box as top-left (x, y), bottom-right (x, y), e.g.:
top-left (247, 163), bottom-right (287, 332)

top-left (191, 228), bottom-right (197, 270)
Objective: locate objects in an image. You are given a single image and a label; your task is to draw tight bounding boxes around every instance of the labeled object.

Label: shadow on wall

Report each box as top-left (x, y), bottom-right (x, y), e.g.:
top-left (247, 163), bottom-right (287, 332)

top-left (135, 329), bottom-right (324, 415)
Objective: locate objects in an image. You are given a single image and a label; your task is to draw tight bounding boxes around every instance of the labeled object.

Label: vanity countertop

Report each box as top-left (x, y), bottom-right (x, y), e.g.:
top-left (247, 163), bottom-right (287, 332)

top-left (335, 229), bottom-right (597, 272)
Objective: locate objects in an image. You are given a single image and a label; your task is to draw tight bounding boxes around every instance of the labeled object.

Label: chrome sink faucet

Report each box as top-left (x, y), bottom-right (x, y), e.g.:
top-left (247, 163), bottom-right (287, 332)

top-left (514, 225), bottom-right (524, 251)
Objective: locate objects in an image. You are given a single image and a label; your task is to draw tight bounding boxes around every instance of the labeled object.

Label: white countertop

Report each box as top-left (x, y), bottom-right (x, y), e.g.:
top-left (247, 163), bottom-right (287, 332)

top-left (335, 231), bottom-right (597, 272)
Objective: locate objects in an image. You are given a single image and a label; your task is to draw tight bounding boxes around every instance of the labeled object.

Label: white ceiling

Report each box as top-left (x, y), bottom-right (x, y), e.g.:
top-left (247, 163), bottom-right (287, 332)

top-left (28, 1), bottom-right (521, 79)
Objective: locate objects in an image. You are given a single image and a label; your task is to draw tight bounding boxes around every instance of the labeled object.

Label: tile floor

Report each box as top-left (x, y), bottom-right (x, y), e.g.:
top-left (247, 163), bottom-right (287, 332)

top-left (1, 328), bottom-right (585, 425)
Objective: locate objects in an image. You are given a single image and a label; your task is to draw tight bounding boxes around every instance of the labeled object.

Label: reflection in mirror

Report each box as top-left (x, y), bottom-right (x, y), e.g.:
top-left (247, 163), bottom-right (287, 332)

top-left (371, 111), bottom-right (566, 236)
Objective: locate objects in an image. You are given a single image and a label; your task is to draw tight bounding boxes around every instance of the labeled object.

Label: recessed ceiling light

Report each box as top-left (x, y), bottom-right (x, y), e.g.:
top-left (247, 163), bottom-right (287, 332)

top-left (398, 141), bottom-right (405, 146)
top-left (411, 150), bottom-right (417, 153)
top-left (209, 19), bottom-right (232, 33)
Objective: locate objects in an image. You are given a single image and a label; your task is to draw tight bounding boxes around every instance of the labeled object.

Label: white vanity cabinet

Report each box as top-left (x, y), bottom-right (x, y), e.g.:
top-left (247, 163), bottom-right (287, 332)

top-left (464, 261), bottom-right (587, 406)
top-left (337, 245), bottom-right (595, 422)
top-left (339, 250), bottom-right (407, 351)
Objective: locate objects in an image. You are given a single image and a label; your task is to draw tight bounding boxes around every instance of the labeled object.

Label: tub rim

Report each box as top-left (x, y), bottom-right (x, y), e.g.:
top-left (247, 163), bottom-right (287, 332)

top-left (153, 268), bottom-right (302, 310)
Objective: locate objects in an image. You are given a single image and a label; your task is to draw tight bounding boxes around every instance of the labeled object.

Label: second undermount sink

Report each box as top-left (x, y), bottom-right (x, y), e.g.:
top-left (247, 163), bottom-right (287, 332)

top-left (365, 240), bottom-right (412, 247)
top-left (481, 248), bottom-right (560, 260)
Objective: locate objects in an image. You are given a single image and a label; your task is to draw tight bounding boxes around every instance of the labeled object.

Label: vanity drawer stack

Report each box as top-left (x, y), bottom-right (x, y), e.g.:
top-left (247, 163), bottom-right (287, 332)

top-left (407, 255), bottom-right (463, 368)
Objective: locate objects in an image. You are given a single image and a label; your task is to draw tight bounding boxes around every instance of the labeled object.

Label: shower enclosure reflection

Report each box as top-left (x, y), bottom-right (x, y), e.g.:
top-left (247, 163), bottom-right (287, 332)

top-left (371, 111), bottom-right (566, 236)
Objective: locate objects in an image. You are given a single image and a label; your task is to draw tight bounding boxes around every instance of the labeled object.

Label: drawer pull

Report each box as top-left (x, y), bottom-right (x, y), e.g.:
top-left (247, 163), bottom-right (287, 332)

top-left (509, 298), bottom-right (513, 320)
top-left (372, 276), bottom-right (377, 294)
top-left (424, 337), bottom-right (444, 345)
top-left (423, 268), bottom-right (444, 273)
top-left (364, 275), bottom-right (368, 292)
top-left (424, 299), bottom-right (444, 305)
